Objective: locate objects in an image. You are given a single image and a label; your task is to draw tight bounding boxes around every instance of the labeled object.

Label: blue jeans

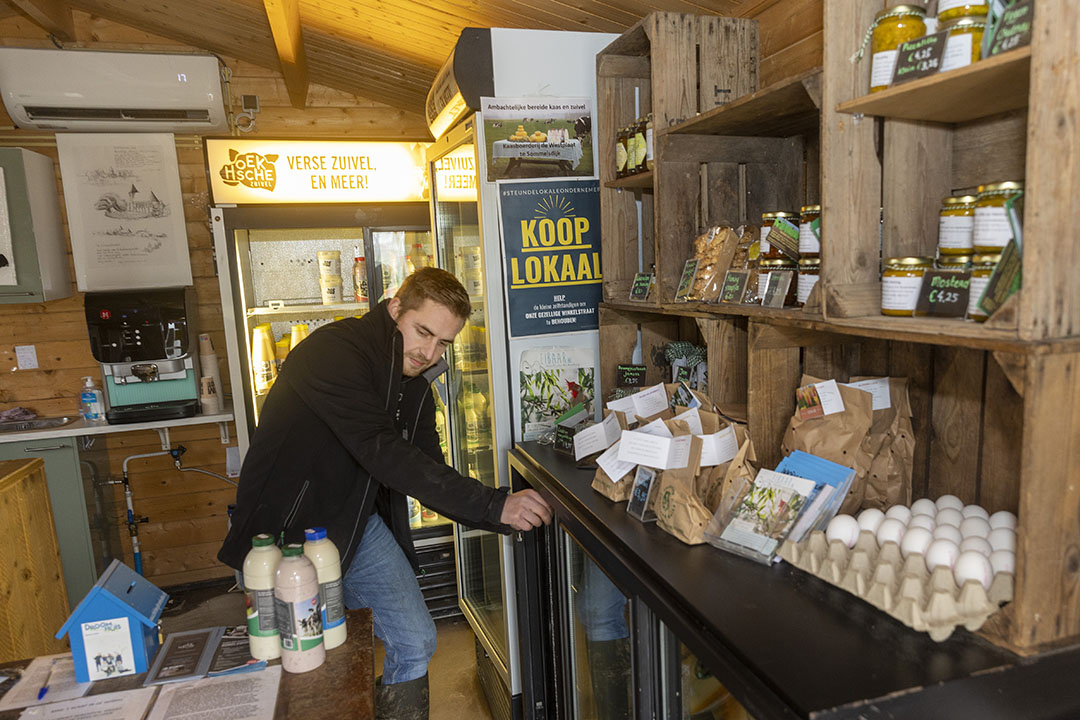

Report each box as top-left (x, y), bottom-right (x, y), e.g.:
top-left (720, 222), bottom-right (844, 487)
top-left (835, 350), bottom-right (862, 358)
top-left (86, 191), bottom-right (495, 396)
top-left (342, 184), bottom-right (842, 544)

top-left (342, 514), bottom-right (436, 684)
top-left (576, 555), bottom-right (630, 643)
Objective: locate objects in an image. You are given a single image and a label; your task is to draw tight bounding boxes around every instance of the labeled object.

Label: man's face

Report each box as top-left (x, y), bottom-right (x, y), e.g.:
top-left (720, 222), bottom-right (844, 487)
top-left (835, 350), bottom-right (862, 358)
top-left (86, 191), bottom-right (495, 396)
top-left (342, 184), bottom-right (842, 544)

top-left (388, 297), bottom-right (466, 377)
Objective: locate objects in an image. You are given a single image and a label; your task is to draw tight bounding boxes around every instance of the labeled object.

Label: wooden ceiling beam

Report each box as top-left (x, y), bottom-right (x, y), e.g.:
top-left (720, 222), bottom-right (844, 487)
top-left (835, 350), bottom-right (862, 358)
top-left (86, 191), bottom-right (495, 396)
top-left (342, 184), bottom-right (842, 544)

top-left (263, 0), bottom-right (309, 109)
top-left (10, 0), bottom-right (76, 41)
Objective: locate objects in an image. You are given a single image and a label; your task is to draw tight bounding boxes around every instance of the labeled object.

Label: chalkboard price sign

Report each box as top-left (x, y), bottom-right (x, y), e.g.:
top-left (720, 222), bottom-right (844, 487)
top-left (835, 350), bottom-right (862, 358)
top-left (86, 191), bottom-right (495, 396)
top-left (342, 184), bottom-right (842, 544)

top-left (616, 364), bottom-right (647, 387)
top-left (914, 270), bottom-right (972, 317)
top-left (892, 31), bottom-right (948, 85)
top-left (719, 271), bottom-right (749, 304)
top-left (629, 273), bottom-right (653, 302)
top-left (989, 0), bottom-right (1034, 56)
top-left (554, 424), bottom-right (576, 454)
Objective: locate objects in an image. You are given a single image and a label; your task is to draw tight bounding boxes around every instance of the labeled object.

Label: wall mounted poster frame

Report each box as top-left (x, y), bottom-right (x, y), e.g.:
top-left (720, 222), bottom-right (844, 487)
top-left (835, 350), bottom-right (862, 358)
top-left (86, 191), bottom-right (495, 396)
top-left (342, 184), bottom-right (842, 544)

top-left (57, 133), bottom-right (192, 291)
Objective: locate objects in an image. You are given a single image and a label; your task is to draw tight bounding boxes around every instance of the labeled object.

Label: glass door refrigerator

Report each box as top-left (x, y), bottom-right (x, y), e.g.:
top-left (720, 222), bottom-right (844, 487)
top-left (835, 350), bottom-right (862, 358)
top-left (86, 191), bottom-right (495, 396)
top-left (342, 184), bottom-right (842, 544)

top-left (426, 27), bottom-right (617, 720)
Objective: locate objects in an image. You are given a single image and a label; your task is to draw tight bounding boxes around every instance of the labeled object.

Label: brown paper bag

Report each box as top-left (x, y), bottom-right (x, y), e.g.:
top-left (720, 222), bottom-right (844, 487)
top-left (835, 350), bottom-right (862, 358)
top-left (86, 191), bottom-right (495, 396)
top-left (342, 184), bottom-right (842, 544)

top-left (852, 377), bottom-right (915, 509)
top-left (654, 435), bottom-right (712, 545)
top-left (781, 374), bottom-right (873, 515)
top-left (589, 409), bottom-right (633, 501)
top-left (711, 426), bottom-right (757, 518)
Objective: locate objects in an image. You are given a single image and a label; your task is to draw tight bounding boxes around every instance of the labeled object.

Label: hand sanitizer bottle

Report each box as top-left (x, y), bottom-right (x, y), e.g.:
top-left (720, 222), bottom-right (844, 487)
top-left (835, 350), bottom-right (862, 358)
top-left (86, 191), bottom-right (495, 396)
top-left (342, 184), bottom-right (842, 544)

top-left (79, 376), bottom-right (106, 424)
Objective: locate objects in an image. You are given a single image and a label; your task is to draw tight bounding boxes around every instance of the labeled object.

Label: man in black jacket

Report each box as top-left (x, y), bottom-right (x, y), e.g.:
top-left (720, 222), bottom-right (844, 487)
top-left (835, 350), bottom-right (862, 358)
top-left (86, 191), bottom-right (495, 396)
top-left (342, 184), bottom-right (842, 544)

top-left (219, 267), bottom-right (551, 719)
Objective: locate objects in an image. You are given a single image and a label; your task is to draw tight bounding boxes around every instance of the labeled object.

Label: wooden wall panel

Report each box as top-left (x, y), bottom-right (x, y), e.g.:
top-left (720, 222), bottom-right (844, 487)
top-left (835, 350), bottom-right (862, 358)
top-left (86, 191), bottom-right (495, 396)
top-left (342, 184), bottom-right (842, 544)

top-left (0, 11), bottom-right (427, 588)
top-left (888, 342), bottom-right (933, 500)
top-left (747, 321), bottom-right (799, 468)
top-left (980, 356), bottom-right (1023, 514)
top-left (928, 347), bottom-right (985, 503)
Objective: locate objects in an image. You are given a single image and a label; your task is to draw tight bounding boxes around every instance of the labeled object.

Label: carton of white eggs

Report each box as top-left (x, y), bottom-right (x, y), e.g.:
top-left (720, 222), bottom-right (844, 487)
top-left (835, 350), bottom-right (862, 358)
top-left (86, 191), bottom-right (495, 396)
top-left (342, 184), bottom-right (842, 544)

top-left (778, 498), bottom-right (1017, 642)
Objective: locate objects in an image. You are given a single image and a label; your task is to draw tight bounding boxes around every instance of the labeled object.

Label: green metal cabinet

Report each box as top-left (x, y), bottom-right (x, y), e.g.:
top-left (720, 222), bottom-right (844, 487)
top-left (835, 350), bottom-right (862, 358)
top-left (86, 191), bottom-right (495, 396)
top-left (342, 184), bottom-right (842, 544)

top-left (0, 438), bottom-right (97, 607)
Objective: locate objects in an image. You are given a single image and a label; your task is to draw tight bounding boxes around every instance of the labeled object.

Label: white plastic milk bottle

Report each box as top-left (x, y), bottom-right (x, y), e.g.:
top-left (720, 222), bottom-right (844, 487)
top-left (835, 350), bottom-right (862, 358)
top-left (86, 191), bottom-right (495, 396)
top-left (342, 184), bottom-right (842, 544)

top-left (274, 544), bottom-right (326, 673)
top-left (303, 527), bottom-right (348, 650)
top-left (242, 533), bottom-right (282, 660)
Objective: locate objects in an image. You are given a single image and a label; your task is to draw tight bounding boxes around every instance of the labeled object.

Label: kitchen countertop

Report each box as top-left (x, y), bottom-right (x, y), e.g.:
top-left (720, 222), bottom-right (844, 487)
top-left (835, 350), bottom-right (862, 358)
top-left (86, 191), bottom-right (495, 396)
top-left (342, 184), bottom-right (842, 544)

top-left (0, 405), bottom-right (235, 444)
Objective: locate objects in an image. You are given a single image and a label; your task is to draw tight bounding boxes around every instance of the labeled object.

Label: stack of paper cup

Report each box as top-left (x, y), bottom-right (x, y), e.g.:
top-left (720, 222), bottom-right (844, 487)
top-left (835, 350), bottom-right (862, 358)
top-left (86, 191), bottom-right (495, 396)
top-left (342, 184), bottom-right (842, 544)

top-left (199, 333), bottom-right (224, 413)
top-left (317, 250), bottom-right (343, 305)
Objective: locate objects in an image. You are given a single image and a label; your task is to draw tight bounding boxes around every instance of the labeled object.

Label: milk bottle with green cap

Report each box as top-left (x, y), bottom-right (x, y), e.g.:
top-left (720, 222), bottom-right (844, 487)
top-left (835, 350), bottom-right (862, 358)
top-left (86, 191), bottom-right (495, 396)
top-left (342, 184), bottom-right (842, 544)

top-left (274, 544), bottom-right (325, 673)
top-left (242, 533), bottom-right (282, 660)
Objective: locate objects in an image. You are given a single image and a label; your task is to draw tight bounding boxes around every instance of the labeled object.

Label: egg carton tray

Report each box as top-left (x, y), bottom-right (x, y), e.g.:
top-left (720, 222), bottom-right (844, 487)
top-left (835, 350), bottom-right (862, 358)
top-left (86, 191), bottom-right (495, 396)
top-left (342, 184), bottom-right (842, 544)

top-left (778, 529), bottom-right (1014, 642)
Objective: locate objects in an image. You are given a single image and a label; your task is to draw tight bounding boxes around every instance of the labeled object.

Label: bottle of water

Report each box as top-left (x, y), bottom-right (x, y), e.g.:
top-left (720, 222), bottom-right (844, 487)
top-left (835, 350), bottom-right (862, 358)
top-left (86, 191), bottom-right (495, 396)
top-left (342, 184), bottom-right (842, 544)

top-left (79, 376), bottom-right (106, 424)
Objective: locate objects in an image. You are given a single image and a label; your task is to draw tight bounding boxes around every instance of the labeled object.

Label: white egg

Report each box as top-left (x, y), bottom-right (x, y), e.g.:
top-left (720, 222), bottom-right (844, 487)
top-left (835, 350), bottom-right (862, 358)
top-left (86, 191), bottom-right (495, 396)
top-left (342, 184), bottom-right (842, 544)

top-left (900, 526), bottom-right (934, 558)
top-left (988, 527), bottom-right (1017, 553)
top-left (936, 508), bottom-right (963, 528)
top-left (989, 510), bottom-right (1018, 531)
top-left (857, 508), bottom-right (886, 535)
top-left (909, 514), bottom-right (936, 532)
top-left (961, 504), bottom-right (990, 521)
top-left (826, 514), bottom-right (860, 548)
top-left (959, 516), bottom-right (991, 540)
top-left (933, 524), bottom-right (963, 546)
top-left (990, 549), bottom-right (1016, 576)
top-left (925, 539), bottom-right (960, 572)
top-left (935, 494), bottom-right (964, 513)
top-left (885, 504), bottom-right (912, 525)
top-left (954, 550), bottom-right (994, 589)
top-left (959, 536), bottom-right (993, 557)
top-left (876, 517), bottom-right (907, 547)
top-left (911, 498), bottom-right (937, 517)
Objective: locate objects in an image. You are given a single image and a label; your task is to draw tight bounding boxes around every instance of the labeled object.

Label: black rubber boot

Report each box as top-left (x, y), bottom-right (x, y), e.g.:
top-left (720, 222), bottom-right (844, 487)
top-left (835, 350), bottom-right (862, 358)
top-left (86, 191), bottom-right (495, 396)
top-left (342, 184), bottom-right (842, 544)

top-left (586, 638), bottom-right (632, 720)
top-left (375, 673), bottom-right (429, 720)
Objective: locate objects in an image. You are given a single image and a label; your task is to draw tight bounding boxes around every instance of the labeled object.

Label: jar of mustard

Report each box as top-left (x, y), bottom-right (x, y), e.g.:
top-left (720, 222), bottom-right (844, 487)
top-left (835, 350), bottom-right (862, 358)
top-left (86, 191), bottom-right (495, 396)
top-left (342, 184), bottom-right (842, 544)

top-left (799, 205), bottom-right (822, 257)
top-left (936, 254), bottom-right (972, 271)
top-left (870, 5), bottom-right (928, 93)
top-left (882, 256), bottom-right (932, 316)
top-left (973, 181), bottom-right (1023, 252)
top-left (938, 0), bottom-right (988, 23)
top-left (938, 195), bottom-right (977, 255)
top-left (967, 253), bottom-right (1000, 321)
top-left (941, 17), bottom-right (986, 72)
top-left (615, 127), bottom-right (629, 178)
top-left (760, 257), bottom-right (798, 306)
top-left (797, 257), bottom-right (821, 307)
top-left (760, 211), bottom-right (799, 260)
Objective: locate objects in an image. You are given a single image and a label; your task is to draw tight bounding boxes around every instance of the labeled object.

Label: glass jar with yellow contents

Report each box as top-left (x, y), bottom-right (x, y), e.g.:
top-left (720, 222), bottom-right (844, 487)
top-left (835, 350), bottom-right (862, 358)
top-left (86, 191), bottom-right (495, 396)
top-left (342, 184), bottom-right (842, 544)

top-left (870, 5), bottom-right (927, 93)
top-left (941, 17), bottom-right (986, 72)
top-left (799, 205), bottom-right (821, 257)
top-left (760, 258), bottom-right (798, 306)
top-left (937, 0), bottom-right (988, 23)
top-left (938, 195), bottom-right (977, 255)
top-left (966, 253), bottom-right (1000, 321)
top-left (881, 256), bottom-right (933, 316)
top-left (797, 257), bottom-right (820, 307)
top-left (935, 254), bottom-right (972, 271)
top-left (973, 181), bottom-right (1023, 252)
top-left (760, 211), bottom-right (799, 260)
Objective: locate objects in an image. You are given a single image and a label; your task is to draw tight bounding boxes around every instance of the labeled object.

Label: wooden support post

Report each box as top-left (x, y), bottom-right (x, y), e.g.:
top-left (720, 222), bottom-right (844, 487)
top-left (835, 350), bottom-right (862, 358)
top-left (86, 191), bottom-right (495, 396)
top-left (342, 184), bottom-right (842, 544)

top-left (695, 317), bottom-right (747, 409)
top-left (1013, 352), bottom-right (1080, 649)
top-left (598, 307), bottom-right (643, 402)
top-left (747, 321), bottom-right (800, 468)
top-left (979, 356), bottom-right (1023, 514)
top-left (9, 0), bottom-right (74, 41)
top-left (263, 0), bottom-right (309, 109)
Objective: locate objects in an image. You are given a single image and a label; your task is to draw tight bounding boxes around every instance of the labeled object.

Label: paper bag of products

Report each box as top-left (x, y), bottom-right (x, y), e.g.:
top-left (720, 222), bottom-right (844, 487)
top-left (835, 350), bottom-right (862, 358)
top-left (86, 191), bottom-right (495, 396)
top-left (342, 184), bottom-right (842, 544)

top-left (781, 375), bottom-right (873, 515)
top-left (852, 377), bottom-right (915, 509)
top-left (696, 423), bottom-right (756, 515)
top-left (589, 410), bottom-right (633, 501)
top-left (653, 427), bottom-right (711, 545)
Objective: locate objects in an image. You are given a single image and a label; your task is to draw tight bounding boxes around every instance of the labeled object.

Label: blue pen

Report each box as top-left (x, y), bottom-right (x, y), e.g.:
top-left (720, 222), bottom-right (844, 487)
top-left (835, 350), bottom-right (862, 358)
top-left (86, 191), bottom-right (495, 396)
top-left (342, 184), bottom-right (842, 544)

top-left (37, 660), bottom-right (57, 701)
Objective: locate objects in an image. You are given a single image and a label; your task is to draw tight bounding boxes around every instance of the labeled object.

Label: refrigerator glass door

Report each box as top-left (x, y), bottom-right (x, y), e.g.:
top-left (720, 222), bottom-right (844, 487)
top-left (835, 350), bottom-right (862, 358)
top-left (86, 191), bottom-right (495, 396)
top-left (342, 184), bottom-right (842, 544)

top-left (658, 621), bottom-right (749, 719)
top-left (559, 527), bottom-right (633, 720)
top-left (430, 135), bottom-right (509, 659)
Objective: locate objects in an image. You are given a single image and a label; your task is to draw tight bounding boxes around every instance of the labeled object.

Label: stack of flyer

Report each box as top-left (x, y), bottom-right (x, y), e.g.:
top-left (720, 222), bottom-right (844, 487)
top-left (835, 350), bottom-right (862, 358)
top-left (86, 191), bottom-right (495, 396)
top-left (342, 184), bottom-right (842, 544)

top-left (703, 451), bottom-right (854, 564)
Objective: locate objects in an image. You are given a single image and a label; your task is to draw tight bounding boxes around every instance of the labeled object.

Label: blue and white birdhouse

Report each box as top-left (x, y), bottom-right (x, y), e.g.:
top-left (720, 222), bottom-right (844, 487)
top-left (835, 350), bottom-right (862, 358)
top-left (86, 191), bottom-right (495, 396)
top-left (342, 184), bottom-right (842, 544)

top-left (55, 559), bottom-right (169, 683)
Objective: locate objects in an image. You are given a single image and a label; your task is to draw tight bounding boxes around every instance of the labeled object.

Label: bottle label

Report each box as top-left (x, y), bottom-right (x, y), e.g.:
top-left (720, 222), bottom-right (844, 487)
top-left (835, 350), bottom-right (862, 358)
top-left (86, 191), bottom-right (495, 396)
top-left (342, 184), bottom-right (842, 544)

top-left (645, 128), bottom-right (654, 163)
top-left (615, 142), bottom-right (627, 172)
top-left (973, 206), bottom-right (1012, 248)
top-left (798, 222), bottom-right (820, 254)
top-left (881, 274), bottom-right (923, 311)
top-left (275, 593), bottom-right (323, 651)
top-left (319, 577), bottom-right (346, 629)
top-left (968, 275), bottom-right (991, 316)
top-left (941, 32), bottom-right (974, 73)
top-left (870, 49), bottom-right (899, 88)
top-left (246, 588), bottom-right (278, 637)
top-left (80, 391), bottom-right (102, 419)
top-left (798, 273), bottom-right (820, 304)
top-left (938, 214), bottom-right (975, 249)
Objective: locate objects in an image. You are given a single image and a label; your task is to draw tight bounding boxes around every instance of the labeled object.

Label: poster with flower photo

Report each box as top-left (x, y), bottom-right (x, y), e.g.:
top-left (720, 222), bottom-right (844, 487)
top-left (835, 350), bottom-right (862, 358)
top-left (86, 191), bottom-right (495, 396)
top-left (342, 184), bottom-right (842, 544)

top-left (519, 346), bottom-right (595, 441)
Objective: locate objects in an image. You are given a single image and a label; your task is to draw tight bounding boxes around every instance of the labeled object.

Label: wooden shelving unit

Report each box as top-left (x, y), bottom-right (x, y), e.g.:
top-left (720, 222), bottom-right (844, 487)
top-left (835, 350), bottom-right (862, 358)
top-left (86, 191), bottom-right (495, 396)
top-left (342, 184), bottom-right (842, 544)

top-left (603, 170), bottom-right (652, 190)
top-left (593, 4), bottom-right (1080, 689)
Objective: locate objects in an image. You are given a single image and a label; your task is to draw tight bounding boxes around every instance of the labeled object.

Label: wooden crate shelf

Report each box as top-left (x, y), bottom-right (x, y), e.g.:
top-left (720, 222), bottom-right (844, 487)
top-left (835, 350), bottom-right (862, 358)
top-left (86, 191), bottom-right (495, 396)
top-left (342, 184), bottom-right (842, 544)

top-left (666, 68), bottom-right (822, 137)
top-left (837, 47), bottom-right (1031, 123)
top-left (604, 171), bottom-right (653, 190)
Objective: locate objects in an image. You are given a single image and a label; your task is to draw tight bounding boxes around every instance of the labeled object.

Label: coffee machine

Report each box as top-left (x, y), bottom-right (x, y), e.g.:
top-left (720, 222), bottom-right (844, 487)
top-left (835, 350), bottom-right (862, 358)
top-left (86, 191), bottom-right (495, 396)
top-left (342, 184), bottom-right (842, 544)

top-left (85, 289), bottom-right (200, 423)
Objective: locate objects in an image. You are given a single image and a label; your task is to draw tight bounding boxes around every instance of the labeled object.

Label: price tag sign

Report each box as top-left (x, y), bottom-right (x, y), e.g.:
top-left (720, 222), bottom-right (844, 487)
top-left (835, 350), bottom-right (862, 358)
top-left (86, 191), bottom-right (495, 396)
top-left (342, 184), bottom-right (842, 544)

top-left (719, 271), bottom-right (749, 304)
top-left (616, 364), bottom-right (647, 387)
top-left (761, 270), bottom-right (793, 308)
top-left (674, 365), bottom-right (692, 384)
top-left (764, 218), bottom-right (800, 261)
top-left (554, 424), bottom-right (576, 454)
top-left (892, 31), bottom-right (948, 85)
top-left (914, 270), bottom-right (972, 317)
top-left (989, 0), bottom-right (1034, 56)
top-left (629, 273), bottom-right (653, 302)
top-left (673, 259), bottom-right (699, 302)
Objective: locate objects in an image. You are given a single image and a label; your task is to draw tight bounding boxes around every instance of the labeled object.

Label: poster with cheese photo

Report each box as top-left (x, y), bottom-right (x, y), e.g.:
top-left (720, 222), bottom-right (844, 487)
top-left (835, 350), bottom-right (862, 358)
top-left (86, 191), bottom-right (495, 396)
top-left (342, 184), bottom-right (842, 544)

top-left (481, 97), bottom-right (593, 181)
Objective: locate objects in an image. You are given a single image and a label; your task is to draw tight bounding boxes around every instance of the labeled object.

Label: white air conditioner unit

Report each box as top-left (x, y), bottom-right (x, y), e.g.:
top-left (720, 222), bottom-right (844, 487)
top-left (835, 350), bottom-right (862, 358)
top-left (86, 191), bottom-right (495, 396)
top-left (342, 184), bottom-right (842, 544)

top-left (0, 48), bottom-right (228, 133)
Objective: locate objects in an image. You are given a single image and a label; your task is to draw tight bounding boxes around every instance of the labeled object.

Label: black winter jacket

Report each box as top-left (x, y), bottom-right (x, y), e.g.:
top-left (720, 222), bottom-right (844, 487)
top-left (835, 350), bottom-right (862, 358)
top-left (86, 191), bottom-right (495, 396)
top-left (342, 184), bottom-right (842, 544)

top-left (217, 300), bottom-right (510, 573)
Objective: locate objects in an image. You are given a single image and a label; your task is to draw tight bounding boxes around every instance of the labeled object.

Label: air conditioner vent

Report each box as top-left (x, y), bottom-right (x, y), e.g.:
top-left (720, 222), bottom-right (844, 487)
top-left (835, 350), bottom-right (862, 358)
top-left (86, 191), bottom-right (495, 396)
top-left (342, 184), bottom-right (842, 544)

top-left (24, 106), bottom-right (213, 123)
